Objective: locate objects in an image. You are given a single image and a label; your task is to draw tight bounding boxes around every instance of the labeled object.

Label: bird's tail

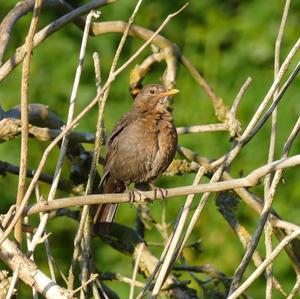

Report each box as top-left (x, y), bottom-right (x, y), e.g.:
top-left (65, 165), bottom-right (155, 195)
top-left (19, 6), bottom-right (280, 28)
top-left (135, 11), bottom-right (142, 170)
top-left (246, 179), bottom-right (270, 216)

top-left (93, 175), bottom-right (125, 224)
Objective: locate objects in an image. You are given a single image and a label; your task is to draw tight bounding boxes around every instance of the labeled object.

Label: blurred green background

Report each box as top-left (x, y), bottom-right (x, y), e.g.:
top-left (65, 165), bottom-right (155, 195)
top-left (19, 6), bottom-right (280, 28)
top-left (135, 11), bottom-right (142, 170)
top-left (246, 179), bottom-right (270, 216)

top-left (0, 0), bottom-right (300, 298)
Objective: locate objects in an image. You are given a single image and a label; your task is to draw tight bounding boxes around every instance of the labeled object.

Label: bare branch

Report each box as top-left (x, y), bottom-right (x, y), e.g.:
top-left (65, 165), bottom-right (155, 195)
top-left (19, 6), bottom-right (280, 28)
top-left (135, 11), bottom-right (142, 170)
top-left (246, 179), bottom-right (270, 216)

top-left (15, 0), bottom-right (42, 246)
top-left (130, 243), bottom-right (145, 299)
top-left (0, 228), bottom-right (72, 298)
top-left (176, 123), bottom-right (228, 134)
top-left (24, 154), bottom-right (300, 216)
top-left (231, 77), bottom-right (252, 116)
top-left (0, 0), bottom-right (117, 82)
top-left (287, 276), bottom-right (300, 299)
top-left (0, 160), bottom-right (74, 192)
top-left (227, 229), bottom-right (300, 299)
top-left (229, 116), bottom-right (300, 294)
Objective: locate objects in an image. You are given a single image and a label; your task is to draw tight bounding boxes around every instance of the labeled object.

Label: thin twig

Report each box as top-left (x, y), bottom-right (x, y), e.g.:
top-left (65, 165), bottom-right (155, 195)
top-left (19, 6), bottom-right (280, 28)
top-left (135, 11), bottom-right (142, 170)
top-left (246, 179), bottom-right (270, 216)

top-left (176, 124), bottom-right (228, 134)
top-left (180, 56), bottom-right (228, 120)
top-left (264, 6), bottom-right (290, 295)
top-left (44, 238), bottom-right (56, 283)
top-left (48, 10), bottom-right (99, 207)
top-left (244, 64), bottom-right (300, 147)
top-left (150, 166), bottom-right (208, 297)
top-left (231, 77), bottom-right (252, 116)
top-left (113, 3), bottom-right (188, 78)
top-left (229, 116), bottom-right (300, 294)
top-left (15, 0), bottom-right (42, 246)
top-left (68, 207), bottom-right (90, 290)
top-left (5, 267), bottom-right (19, 299)
top-left (136, 226), bottom-right (176, 298)
top-left (287, 276), bottom-right (300, 299)
top-left (227, 229), bottom-right (300, 299)
top-left (209, 37), bottom-right (300, 171)
top-left (100, 272), bottom-right (145, 288)
top-left (78, 52), bottom-right (103, 296)
top-left (72, 274), bottom-right (98, 295)
top-left (66, 11), bottom-right (100, 291)
top-left (216, 192), bottom-right (286, 296)
top-left (129, 243), bottom-right (145, 299)
top-left (264, 221), bottom-right (273, 299)
top-left (241, 39), bottom-right (300, 140)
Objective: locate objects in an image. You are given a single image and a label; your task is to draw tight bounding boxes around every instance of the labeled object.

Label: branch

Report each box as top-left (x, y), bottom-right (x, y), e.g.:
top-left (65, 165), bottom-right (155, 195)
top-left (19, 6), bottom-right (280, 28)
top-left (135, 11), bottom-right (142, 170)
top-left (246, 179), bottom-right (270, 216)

top-left (0, 0), bottom-right (117, 82)
top-left (15, 0), bottom-right (42, 246)
top-left (0, 160), bottom-right (74, 192)
top-left (216, 192), bottom-right (286, 296)
top-left (229, 115), bottom-right (300, 294)
top-left (0, 227), bottom-right (72, 298)
top-left (24, 154), bottom-right (300, 216)
top-left (176, 124), bottom-right (228, 134)
top-left (227, 229), bottom-right (300, 299)
top-left (0, 0), bottom-right (59, 65)
top-left (93, 222), bottom-right (197, 298)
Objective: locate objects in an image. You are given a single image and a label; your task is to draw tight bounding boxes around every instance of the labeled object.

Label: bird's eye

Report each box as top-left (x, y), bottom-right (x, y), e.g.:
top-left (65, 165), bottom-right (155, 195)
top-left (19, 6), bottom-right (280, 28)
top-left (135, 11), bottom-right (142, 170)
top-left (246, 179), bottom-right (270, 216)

top-left (149, 89), bottom-right (155, 94)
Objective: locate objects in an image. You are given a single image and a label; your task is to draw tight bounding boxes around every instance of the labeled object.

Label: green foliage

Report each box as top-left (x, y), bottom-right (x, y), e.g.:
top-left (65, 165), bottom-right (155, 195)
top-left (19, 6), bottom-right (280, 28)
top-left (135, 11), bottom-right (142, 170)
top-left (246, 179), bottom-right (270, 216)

top-left (1, 1), bottom-right (300, 298)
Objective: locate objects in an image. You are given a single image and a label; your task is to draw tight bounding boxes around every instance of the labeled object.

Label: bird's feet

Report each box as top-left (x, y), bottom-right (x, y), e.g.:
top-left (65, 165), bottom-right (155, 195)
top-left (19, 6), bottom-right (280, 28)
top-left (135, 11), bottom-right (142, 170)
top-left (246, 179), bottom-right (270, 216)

top-left (128, 188), bottom-right (148, 205)
top-left (128, 183), bottom-right (168, 204)
top-left (147, 183), bottom-right (168, 201)
top-left (153, 187), bottom-right (168, 200)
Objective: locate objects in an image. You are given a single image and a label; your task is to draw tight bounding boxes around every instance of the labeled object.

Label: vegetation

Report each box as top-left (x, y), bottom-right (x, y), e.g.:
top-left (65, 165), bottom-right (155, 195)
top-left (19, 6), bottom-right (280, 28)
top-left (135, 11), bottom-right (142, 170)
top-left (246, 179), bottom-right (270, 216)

top-left (0, 0), bottom-right (299, 298)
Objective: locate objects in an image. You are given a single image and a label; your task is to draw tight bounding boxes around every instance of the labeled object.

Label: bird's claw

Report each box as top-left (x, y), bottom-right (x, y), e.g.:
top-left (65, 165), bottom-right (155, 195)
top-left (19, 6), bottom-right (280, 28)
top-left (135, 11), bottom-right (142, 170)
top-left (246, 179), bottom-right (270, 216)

top-left (128, 187), bottom-right (168, 206)
top-left (153, 187), bottom-right (168, 200)
top-left (128, 189), bottom-right (148, 205)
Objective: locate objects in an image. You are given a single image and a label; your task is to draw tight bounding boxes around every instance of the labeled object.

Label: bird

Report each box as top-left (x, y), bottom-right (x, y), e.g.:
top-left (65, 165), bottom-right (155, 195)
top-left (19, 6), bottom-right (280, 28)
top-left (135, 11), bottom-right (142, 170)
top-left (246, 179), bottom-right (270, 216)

top-left (94, 84), bottom-right (179, 223)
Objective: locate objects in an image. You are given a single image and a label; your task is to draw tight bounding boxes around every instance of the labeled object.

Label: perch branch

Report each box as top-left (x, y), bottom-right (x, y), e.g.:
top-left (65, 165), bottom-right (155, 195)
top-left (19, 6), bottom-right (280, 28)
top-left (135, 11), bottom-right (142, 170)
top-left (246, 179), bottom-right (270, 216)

top-left (24, 154), bottom-right (300, 216)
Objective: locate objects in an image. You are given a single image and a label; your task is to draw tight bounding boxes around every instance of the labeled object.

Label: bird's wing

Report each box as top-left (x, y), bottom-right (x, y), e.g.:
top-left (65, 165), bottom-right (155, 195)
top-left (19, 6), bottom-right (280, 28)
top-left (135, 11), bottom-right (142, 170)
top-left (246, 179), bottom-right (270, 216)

top-left (103, 111), bottom-right (136, 177)
top-left (107, 111), bottom-right (136, 147)
top-left (95, 112), bottom-right (136, 224)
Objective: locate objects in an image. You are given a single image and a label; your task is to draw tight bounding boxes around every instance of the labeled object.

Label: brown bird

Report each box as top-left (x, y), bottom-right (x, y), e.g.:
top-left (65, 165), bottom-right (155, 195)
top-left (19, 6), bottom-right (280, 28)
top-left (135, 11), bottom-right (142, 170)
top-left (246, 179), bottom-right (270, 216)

top-left (95, 84), bottom-right (179, 223)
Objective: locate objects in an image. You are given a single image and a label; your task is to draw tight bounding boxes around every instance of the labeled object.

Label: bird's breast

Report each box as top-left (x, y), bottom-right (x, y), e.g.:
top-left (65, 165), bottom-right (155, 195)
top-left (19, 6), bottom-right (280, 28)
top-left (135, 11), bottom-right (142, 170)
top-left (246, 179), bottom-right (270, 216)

top-left (109, 114), bottom-right (177, 184)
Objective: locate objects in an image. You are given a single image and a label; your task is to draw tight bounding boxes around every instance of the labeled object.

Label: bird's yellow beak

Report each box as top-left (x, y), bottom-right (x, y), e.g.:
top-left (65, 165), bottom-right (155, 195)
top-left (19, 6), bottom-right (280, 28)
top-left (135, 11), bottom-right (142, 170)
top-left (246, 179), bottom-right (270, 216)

top-left (157, 88), bottom-right (180, 97)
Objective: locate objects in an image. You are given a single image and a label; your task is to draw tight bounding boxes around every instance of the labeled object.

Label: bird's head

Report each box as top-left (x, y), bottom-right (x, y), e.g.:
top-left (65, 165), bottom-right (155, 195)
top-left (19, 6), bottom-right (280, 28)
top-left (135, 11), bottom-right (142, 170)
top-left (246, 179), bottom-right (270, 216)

top-left (133, 84), bottom-right (179, 113)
